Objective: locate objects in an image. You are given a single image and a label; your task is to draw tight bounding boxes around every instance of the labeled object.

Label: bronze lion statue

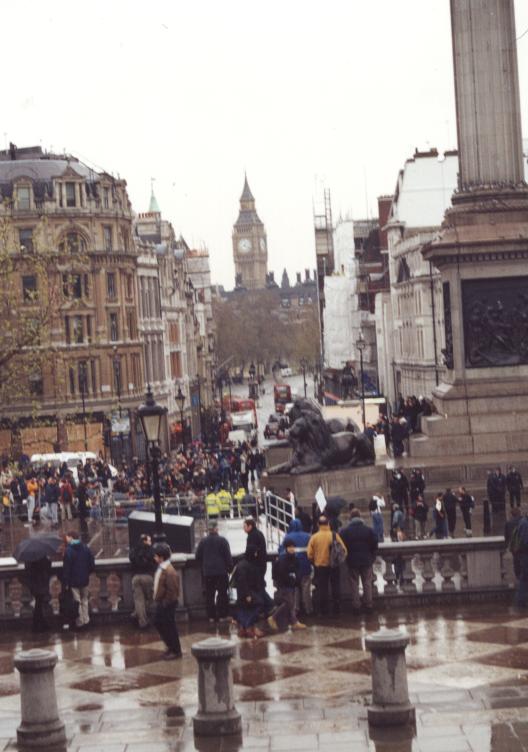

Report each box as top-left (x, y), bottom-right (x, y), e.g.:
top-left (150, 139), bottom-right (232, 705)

top-left (269, 398), bottom-right (375, 475)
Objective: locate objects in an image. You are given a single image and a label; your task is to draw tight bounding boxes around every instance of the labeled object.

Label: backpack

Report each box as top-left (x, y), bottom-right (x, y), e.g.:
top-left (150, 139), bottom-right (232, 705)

top-left (329, 532), bottom-right (347, 568)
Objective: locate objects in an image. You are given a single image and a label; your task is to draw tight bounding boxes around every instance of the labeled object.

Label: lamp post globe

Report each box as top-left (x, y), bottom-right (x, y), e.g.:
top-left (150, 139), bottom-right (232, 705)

top-left (138, 385), bottom-right (168, 543)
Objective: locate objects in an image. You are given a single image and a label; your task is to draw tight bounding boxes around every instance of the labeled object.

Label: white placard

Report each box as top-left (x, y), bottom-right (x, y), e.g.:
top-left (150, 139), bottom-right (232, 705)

top-left (315, 486), bottom-right (327, 513)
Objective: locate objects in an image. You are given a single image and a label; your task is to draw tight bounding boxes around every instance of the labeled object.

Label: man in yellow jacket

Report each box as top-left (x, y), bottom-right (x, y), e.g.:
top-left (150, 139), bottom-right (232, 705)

top-left (307, 515), bottom-right (347, 616)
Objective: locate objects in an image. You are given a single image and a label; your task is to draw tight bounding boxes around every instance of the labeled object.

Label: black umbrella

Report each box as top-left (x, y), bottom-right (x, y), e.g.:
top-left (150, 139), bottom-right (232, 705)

top-left (325, 496), bottom-right (347, 517)
top-left (14, 534), bottom-right (63, 563)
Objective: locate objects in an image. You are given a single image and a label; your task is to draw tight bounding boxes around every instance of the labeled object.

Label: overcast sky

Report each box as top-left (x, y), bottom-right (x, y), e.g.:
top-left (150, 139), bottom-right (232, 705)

top-left (4, 1), bottom-right (528, 288)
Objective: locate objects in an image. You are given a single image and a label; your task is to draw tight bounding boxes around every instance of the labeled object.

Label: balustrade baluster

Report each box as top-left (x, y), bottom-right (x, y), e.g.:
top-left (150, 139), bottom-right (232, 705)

top-left (420, 553), bottom-right (436, 593)
top-left (459, 553), bottom-right (468, 590)
top-left (382, 556), bottom-right (398, 595)
top-left (400, 554), bottom-right (417, 594)
top-left (439, 554), bottom-right (456, 592)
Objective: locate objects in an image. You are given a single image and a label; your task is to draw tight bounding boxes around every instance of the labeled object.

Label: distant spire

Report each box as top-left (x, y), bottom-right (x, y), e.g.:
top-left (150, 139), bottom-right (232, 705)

top-left (240, 173), bottom-right (254, 202)
top-left (149, 177), bottom-right (160, 213)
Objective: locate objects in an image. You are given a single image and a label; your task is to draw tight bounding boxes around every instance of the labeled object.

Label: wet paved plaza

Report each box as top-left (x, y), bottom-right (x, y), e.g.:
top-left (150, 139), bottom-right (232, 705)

top-left (1, 603), bottom-right (528, 749)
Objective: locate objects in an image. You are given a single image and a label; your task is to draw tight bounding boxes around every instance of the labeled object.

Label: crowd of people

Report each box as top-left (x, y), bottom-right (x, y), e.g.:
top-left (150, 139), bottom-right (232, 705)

top-left (365, 395), bottom-right (436, 458)
top-left (0, 442), bottom-right (266, 529)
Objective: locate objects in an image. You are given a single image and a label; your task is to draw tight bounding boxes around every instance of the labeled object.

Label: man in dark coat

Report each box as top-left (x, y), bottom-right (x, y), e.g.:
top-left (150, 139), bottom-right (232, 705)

top-left (232, 545), bottom-right (265, 638)
top-left (244, 516), bottom-right (273, 612)
top-left (129, 534), bottom-right (157, 628)
top-left (506, 466), bottom-right (523, 508)
top-left (268, 538), bottom-right (306, 631)
top-left (63, 531), bottom-right (95, 628)
top-left (26, 557), bottom-right (53, 632)
top-left (443, 488), bottom-right (459, 538)
top-left (487, 467), bottom-right (507, 512)
top-left (340, 509), bottom-right (378, 611)
top-left (195, 520), bottom-right (233, 623)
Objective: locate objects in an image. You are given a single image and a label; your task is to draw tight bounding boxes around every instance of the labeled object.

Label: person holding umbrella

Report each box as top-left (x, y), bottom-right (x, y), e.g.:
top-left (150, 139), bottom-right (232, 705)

top-left (14, 533), bottom-right (63, 632)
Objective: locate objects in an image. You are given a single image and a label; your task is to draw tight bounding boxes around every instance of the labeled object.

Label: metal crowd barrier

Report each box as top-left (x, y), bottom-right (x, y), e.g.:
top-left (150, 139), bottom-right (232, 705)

top-left (262, 491), bottom-right (294, 547)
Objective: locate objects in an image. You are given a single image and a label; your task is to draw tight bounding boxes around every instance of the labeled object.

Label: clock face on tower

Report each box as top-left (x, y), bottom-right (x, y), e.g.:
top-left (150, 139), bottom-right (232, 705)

top-left (259, 238), bottom-right (266, 251)
top-left (238, 238), bottom-right (252, 253)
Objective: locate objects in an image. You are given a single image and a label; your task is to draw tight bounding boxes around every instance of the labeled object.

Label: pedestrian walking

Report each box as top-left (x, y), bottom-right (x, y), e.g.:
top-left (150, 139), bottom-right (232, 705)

top-left (307, 515), bottom-right (346, 616)
top-left (62, 531), bottom-right (95, 629)
top-left (369, 494), bottom-right (385, 542)
top-left (410, 469), bottom-right (425, 504)
top-left (268, 538), bottom-right (306, 631)
top-left (414, 495), bottom-right (429, 539)
top-left (44, 477), bottom-right (60, 527)
top-left (26, 556), bottom-right (53, 632)
top-left (506, 466), bottom-right (523, 508)
top-left (59, 477), bottom-right (74, 522)
top-left (243, 516), bottom-right (273, 613)
top-left (390, 503), bottom-right (405, 542)
top-left (340, 509), bottom-right (378, 611)
top-left (487, 467), bottom-right (507, 513)
top-left (195, 520), bottom-right (233, 623)
top-left (153, 543), bottom-right (182, 659)
top-left (443, 488), bottom-right (458, 538)
top-left (26, 476), bottom-right (39, 526)
top-left (129, 534), bottom-right (156, 628)
top-left (231, 545), bottom-right (265, 638)
top-left (458, 486), bottom-right (474, 537)
top-left (279, 519), bottom-right (312, 616)
top-left (432, 494), bottom-right (448, 539)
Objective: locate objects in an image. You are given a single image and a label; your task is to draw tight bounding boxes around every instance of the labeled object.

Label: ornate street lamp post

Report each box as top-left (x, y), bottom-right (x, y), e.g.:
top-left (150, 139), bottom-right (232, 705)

top-left (300, 357), bottom-right (307, 399)
top-left (138, 386), bottom-right (168, 543)
top-left (356, 332), bottom-right (367, 429)
top-left (176, 386), bottom-right (186, 449)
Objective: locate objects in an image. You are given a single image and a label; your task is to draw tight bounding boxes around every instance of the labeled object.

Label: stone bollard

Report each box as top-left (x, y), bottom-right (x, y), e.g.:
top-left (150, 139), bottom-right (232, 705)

top-left (365, 628), bottom-right (415, 727)
top-left (15, 649), bottom-right (66, 748)
top-left (191, 637), bottom-right (242, 737)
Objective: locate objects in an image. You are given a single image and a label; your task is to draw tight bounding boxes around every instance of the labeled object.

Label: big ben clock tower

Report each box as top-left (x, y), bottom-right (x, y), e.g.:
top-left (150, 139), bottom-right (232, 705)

top-left (232, 175), bottom-right (268, 289)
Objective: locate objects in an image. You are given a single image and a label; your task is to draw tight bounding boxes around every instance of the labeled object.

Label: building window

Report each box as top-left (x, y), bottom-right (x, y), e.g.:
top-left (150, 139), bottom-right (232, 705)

top-left (19, 228), bottom-right (33, 253)
top-left (17, 186), bottom-right (30, 210)
top-left (113, 357), bottom-right (122, 394)
top-left (122, 229), bottom-right (129, 253)
top-left (103, 187), bottom-right (110, 209)
top-left (83, 274), bottom-right (90, 298)
top-left (65, 316), bottom-right (70, 344)
top-left (29, 369), bottom-right (44, 396)
top-left (69, 366), bottom-right (76, 395)
top-left (107, 272), bottom-right (117, 299)
top-left (90, 359), bottom-right (97, 394)
top-left (73, 315), bottom-right (83, 344)
top-left (65, 182), bottom-right (76, 207)
top-left (170, 351), bottom-right (182, 378)
top-left (103, 225), bottom-right (112, 251)
top-left (22, 275), bottom-right (37, 302)
top-left (59, 232), bottom-right (86, 254)
top-left (78, 360), bottom-right (89, 394)
top-left (86, 316), bottom-right (92, 343)
top-left (125, 274), bottom-right (133, 299)
top-left (71, 274), bottom-right (82, 300)
top-left (109, 312), bottom-right (119, 341)
top-left (126, 310), bottom-right (136, 339)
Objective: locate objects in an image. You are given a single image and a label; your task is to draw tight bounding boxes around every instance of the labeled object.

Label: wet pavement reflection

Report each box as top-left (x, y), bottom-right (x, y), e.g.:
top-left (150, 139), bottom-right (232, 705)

top-left (0, 604), bottom-right (527, 748)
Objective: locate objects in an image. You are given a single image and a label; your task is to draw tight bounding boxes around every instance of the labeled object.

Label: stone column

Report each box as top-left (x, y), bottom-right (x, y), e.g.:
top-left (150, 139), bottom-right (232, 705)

top-left (365, 628), bottom-right (415, 726)
top-left (15, 649), bottom-right (66, 748)
top-left (191, 637), bottom-right (241, 737)
top-left (451, 0), bottom-right (523, 189)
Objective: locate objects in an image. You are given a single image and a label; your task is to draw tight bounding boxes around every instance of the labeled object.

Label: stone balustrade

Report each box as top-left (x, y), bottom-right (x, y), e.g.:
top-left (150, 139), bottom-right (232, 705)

top-left (0, 536), bottom-right (512, 625)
